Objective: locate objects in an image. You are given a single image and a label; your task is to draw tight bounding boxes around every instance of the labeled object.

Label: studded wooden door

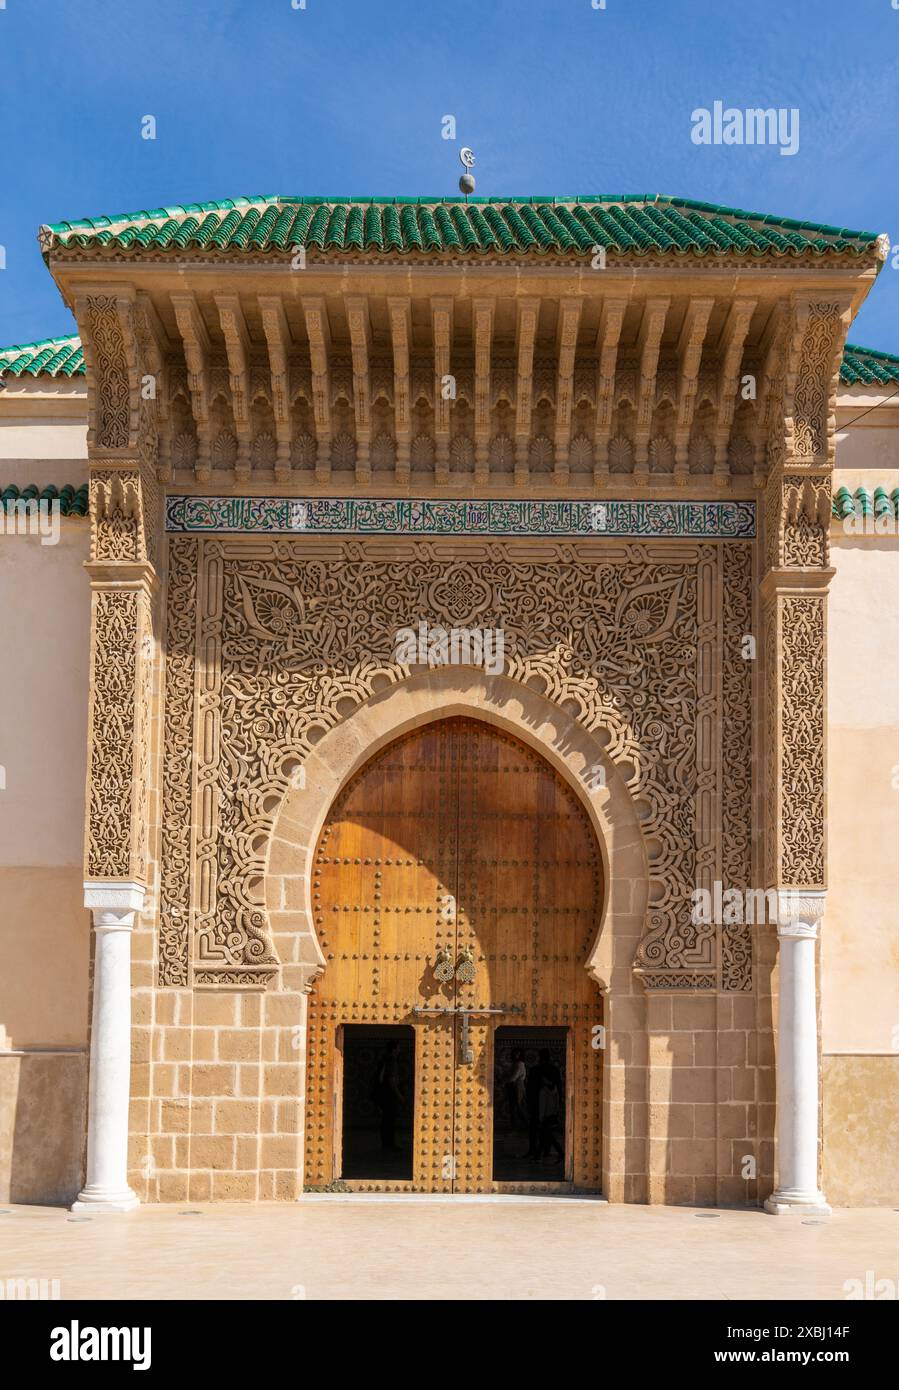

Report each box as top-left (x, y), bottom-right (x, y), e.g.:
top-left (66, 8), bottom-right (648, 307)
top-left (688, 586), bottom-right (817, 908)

top-left (304, 718), bottom-right (604, 1194)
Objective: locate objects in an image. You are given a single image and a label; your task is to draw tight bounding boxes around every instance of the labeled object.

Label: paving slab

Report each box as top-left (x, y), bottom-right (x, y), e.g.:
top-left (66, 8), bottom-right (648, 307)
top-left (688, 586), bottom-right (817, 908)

top-left (0, 1200), bottom-right (895, 1301)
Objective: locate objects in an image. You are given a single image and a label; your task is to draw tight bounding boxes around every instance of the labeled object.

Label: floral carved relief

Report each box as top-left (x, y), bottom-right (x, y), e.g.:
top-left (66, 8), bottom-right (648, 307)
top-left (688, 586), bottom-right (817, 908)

top-left (779, 595), bottom-right (825, 888)
top-left (82, 291), bottom-right (164, 899)
top-left (721, 543), bottom-right (753, 990)
top-left (161, 538), bottom-right (753, 989)
top-left (158, 538), bottom-right (198, 984)
top-left (791, 304), bottom-right (841, 461)
top-left (85, 589), bottom-right (151, 881)
top-left (85, 295), bottom-right (131, 450)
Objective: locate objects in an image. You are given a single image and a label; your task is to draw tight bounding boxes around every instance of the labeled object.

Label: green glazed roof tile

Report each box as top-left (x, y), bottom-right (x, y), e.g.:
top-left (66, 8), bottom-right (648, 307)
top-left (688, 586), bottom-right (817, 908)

top-left (0, 482), bottom-right (88, 516)
top-left (38, 193), bottom-right (884, 261)
top-left (832, 486), bottom-right (899, 521)
top-left (840, 343), bottom-right (899, 386)
top-left (0, 335), bottom-right (84, 377)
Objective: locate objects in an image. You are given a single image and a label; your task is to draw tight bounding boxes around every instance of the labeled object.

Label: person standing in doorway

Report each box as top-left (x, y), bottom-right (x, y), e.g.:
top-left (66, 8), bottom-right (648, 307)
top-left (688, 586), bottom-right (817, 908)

top-left (505, 1049), bottom-right (528, 1131)
top-left (526, 1049), bottom-right (564, 1163)
top-left (374, 1039), bottom-right (404, 1152)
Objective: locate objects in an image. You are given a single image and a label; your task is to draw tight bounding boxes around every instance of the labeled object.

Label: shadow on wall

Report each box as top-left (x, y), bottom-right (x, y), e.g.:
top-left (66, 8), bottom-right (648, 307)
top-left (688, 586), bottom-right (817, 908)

top-left (0, 1052), bottom-right (86, 1205)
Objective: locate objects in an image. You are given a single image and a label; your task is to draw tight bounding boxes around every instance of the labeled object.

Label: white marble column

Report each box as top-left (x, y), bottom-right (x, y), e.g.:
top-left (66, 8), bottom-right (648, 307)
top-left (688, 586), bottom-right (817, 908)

top-left (765, 891), bottom-right (830, 1216)
top-left (72, 882), bottom-right (144, 1212)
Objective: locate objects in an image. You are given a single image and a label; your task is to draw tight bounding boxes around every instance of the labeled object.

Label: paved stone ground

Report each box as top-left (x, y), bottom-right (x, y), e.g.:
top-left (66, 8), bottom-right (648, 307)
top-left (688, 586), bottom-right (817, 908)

top-left (0, 1200), bottom-right (894, 1300)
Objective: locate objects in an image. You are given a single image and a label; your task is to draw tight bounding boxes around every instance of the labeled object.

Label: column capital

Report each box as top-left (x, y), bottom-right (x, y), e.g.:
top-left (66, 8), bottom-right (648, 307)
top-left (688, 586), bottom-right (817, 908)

top-left (84, 880), bottom-right (146, 922)
top-left (776, 890), bottom-right (826, 937)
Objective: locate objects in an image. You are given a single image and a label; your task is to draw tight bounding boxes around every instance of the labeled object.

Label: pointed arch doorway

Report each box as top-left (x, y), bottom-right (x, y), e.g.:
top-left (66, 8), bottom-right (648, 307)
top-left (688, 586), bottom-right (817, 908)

top-left (304, 717), bottom-right (604, 1194)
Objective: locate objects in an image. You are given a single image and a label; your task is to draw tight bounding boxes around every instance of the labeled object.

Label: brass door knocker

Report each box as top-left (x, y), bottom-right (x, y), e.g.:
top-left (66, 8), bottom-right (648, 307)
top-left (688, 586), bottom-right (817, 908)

top-left (433, 948), bottom-right (455, 983)
top-left (455, 947), bottom-right (476, 983)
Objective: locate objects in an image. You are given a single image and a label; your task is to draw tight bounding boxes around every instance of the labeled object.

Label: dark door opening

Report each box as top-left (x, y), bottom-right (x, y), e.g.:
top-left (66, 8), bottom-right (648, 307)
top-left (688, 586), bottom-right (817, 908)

top-left (493, 1028), bottom-right (569, 1182)
top-left (340, 1025), bottom-right (415, 1180)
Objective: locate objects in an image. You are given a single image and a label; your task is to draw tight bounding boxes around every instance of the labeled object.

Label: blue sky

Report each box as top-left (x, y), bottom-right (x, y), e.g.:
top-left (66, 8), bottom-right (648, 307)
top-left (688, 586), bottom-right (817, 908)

top-left (2, 0), bottom-right (899, 348)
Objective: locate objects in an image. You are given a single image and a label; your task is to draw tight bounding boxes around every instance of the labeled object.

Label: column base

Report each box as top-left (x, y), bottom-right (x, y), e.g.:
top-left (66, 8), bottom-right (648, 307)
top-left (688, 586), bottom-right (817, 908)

top-left (71, 1185), bottom-right (139, 1213)
top-left (764, 1189), bottom-right (831, 1217)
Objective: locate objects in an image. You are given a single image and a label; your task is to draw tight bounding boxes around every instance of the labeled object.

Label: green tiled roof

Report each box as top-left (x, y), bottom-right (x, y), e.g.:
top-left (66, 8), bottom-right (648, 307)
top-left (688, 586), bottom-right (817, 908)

top-left (0, 482), bottom-right (88, 516)
top-left (839, 343), bottom-right (899, 386)
top-left (0, 335), bottom-right (84, 378)
top-left (39, 194), bottom-right (882, 261)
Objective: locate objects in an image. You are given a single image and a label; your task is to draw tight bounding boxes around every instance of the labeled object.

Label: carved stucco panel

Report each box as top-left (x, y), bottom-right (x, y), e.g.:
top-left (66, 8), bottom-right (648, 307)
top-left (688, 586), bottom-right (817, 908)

top-left (158, 538), bottom-right (198, 985)
top-left (85, 295), bottom-right (131, 451)
top-left (779, 594), bottom-right (825, 888)
top-left (721, 543), bottom-right (753, 990)
top-left (160, 538), bottom-right (753, 989)
top-left (791, 303), bottom-right (842, 462)
top-left (85, 587), bottom-right (153, 882)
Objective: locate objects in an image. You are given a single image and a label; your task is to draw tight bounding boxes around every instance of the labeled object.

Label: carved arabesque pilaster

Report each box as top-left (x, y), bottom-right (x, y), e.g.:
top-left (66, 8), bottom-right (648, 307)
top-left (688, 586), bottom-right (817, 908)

top-left (158, 537), bottom-right (198, 984)
top-left (761, 295), bottom-right (849, 897)
top-left (85, 585), bottom-right (154, 883)
top-left (721, 543), bottom-right (753, 990)
top-left (77, 288), bottom-right (165, 897)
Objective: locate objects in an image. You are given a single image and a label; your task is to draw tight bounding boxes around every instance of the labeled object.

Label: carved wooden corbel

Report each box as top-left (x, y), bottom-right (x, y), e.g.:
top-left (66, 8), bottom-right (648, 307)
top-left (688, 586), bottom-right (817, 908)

top-left (215, 295), bottom-right (252, 480)
top-left (171, 294), bottom-right (212, 481)
top-left (553, 297), bottom-right (583, 486)
top-left (592, 298), bottom-right (626, 485)
top-left (514, 297), bottom-right (540, 487)
top-left (633, 297), bottom-right (670, 481)
top-left (259, 296), bottom-right (293, 481)
top-left (302, 297), bottom-right (332, 481)
top-left (673, 296), bottom-right (714, 483)
top-left (387, 297), bottom-right (412, 483)
top-left (472, 297), bottom-right (495, 484)
top-left (345, 295), bottom-right (373, 483)
top-left (431, 297), bottom-right (454, 484)
top-left (713, 297), bottom-right (755, 483)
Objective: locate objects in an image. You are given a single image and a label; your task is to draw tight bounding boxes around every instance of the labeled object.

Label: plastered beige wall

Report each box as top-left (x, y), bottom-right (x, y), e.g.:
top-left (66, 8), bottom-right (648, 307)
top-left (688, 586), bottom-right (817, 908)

top-left (823, 1056), bottom-right (899, 1206)
top-left (826, 526), bottom-right (899, 1056)
top-left (0, 1051), bottom-right (86, 1204)
top-left (0, 496), bottom-right (91, 1047)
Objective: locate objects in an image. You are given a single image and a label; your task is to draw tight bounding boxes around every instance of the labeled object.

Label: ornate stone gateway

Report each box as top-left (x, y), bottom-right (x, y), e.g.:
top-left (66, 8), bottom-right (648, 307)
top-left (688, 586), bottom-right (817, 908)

top-left (45, 192), bottom-right (878, 1210)
top-left (304, 718), bottom-right (604, 1194)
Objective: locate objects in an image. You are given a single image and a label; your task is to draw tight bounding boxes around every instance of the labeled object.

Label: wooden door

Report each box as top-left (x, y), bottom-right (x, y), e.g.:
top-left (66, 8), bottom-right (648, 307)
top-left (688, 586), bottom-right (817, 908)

top-left (304, 718), bottom-right (603, 1194)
